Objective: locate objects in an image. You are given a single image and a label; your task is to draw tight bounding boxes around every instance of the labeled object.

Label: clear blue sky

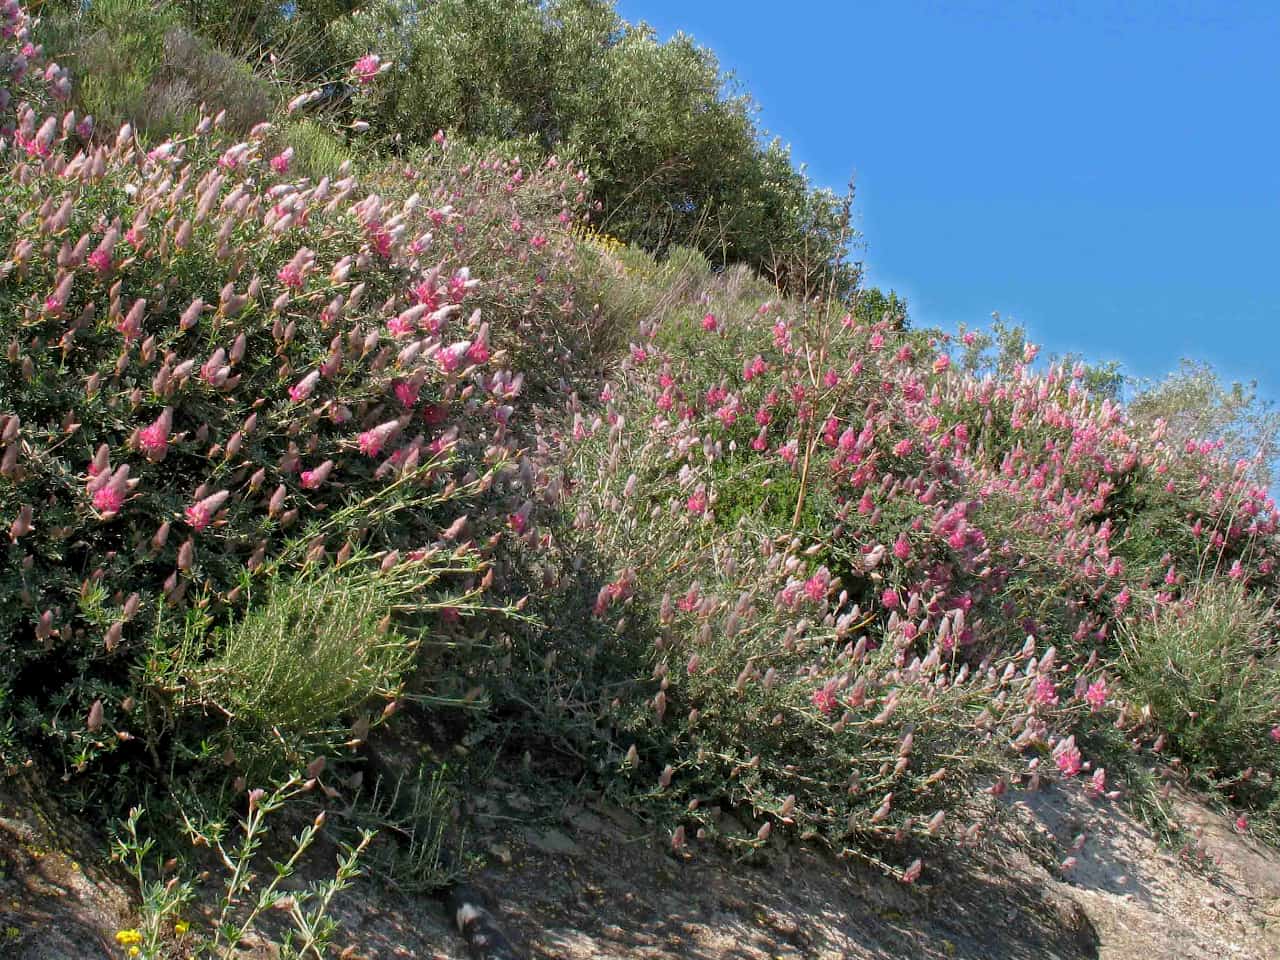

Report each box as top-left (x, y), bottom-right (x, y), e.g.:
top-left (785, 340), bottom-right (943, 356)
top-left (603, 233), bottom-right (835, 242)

top-left (616, 0), bottom-right (1279, 398)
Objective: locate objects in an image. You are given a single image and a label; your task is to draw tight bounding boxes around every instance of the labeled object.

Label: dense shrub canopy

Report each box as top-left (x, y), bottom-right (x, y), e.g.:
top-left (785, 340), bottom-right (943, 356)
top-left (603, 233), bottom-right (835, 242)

top-left (51, 0), bottom-right (864, 301)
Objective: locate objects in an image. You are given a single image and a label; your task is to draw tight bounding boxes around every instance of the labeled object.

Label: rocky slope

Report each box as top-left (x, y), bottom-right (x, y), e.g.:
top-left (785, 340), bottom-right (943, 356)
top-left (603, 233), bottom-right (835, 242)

top-left (3, 772), bottom-right (1277, 960)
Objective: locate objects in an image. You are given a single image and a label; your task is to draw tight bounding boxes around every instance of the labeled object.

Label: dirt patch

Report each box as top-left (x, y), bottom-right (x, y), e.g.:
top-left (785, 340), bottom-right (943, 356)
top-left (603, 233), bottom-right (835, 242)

top-left (2, 771), bottom-right (1277, 960)
top-left (0, 772), bottom-right (131, 959)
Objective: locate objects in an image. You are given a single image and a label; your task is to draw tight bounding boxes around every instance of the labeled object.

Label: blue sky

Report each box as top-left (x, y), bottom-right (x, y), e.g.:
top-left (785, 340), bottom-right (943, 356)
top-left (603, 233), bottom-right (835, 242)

top-left (616, 0), bottom-right (1279, 398)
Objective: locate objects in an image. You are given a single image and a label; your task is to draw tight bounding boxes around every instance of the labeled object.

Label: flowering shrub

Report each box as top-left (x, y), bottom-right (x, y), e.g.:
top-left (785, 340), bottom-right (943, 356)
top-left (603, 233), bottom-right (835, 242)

top-left (555, 285), bottom-right (1280, 872)
top-left (0, 40), bottom-right (597, 790)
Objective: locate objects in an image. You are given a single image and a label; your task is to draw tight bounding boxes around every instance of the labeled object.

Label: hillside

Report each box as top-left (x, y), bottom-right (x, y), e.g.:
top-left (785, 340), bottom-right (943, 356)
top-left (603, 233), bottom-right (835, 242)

top-left (1, 2), bottom-right (1279, 958)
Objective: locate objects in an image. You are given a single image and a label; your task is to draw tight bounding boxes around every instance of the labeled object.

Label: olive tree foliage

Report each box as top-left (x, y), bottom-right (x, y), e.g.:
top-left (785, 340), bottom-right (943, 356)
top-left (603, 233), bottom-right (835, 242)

top-left (1128, 360), bottom-right (1280, 486)
top-left (326, 0), bottom-right (861, 298)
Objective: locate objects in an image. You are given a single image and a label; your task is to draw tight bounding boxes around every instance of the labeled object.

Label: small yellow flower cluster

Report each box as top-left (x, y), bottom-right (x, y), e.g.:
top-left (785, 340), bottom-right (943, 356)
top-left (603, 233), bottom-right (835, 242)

top-left (571, 224), bottom-right (625, 254)
top-left (115, 928), bottom-right (142, 957)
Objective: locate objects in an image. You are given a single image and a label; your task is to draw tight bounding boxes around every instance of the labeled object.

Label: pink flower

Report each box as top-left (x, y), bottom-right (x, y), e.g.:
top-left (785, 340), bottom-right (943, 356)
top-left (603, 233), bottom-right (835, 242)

top-left (1054, 738), bottom-right (1082, 777)
top-left (358, 420), bottom-right (400, 457)
top-left (892, 438), bottom-right (914, 458)
top-left (892, 533), bottom-right (911, 561)
top-left (277, 263), bottom-right (304, 290)
top-left (137, 410), bottom-right (172, 459)
top-left (804, 569), bottom-right (830, 602)
top-left (880, 588), bottom-right (900, 610)
top-left (686, 489), bottom-right (708, 515)
top-left (87, 249), bottom-right (113, 275)
top-left (437, 344), bottom-right (464, 373)
top-left (394, 380), bottom-right (420, 407)
top-left (270, 148), bottom-right (293, 174)
top-left (1235, 815), bottom-right (1249, 833)
top-left (185, 490), bottom-right (229, 532)
top-left (1085, 679), bottom-right (1107, 712)
top-left (1033, 675), bottom-right (1059, 705)
top-left (811, 686), bottom-right (836, 715)
top-left (93, 485), bottom-right (124, 515)
top-left (300, 460), bottom-right (334, 490)
top-left (289, 370), bottom-right (320, 403)
top-left (1112, 587), bottom-right (1131, 613)
top-left (387, 314), bottom-right (415, 337)
top-left (530, 234), bottom-right (548, 250)
top-left (701, 313), bottom-right (718, 332)
top-left (352, 54), bottom-right (381, 84)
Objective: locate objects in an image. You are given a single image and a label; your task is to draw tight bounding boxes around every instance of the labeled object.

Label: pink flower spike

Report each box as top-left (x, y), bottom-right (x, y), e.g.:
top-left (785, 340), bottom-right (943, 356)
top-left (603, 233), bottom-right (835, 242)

top-left (93, 484), bottom-right (124, 516)
top-left (300, 460), bottom-right (334, 490)
top-left (358, 420), bottom-right (401, 458)
top-left (185, 490), bottom-right (230, 532)
top-left (352, 54), bottom-right (381, 84)
top-left (1054, 737), bottom-right (1083, 777)
top-left (290, 370), bottom-right (320, 403)
top-left (270, 148), bottom-right (293, 173)
top-left (137, 408), bottom-right (173, 460)
top-left (811, 686), bottom-right (836, 715)
top-left (1085, 678), bottom-right (1107, 712)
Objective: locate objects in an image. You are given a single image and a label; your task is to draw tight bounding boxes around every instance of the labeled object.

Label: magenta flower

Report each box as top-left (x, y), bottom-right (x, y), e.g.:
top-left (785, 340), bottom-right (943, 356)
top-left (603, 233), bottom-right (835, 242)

top-left (358, 420), bottom-right (401, 458)
top-left (277, 263), bottom-right (304, 289)
top-left (803, 569), bottom-right (830, 603)
top-left (87, 248), bottom-right (113, 275)
top-left (93, 485), bottom-right (124, 515)
top-left (394, 380), bottom-right (420, 408)
top-left (137, 409), bottom-right (172, 460)
top-left (270, 148), bottom-right (293, 174)
top-left (810, 687), bottom-right (836, 716)
top-left (1085, 679), bottom-right (1107, 712)
top-left (185, 490), bottom-right (229, 532)
top-left (702, 313), bottom-right (718, 332)
top-left (300, 460), bottom-right (334, 490)
top-left (880, 588), bottom-right (900, 610)
top-left (1054, 738), bottom-right (1083, 777)
top-left (352, 54), bottom-right (381, 84)
top-left (1033, 675), bottom-right (1059, 706)
top-left (289, 370), bottom-right (320, 402)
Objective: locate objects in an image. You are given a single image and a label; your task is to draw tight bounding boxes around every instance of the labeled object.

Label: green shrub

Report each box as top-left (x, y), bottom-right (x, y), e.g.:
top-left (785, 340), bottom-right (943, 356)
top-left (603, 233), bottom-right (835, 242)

top-left (192, 565), bottom-right (416, 737)
top-left (40, 0), bottom-right (274, 140)
top-left (324, 0), bottom-right (858, 298)
top-left (1119, 581), bottom-right (1280, 825)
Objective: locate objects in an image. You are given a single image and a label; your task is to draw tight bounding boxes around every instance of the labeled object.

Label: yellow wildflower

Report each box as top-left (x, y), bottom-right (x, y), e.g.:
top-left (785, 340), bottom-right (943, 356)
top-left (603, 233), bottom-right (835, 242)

top-left (115, 929), bottom-right (142, 946)
top-left (174, 920), bottom-right (190, 936)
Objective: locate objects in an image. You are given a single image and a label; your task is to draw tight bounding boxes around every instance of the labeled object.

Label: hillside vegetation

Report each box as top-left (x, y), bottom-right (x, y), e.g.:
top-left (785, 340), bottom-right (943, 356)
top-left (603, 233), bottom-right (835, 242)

top-left (2, 1), bottom-right (1278, 956)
